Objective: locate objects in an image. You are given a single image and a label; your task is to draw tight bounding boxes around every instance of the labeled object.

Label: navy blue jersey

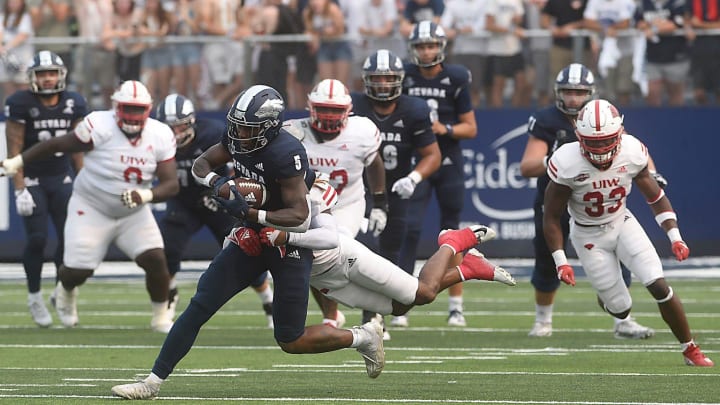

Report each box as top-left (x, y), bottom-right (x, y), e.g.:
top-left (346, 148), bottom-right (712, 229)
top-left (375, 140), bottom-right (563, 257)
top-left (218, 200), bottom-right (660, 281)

top-left (526, 105), bottom-right (577, 204)
top-left (351, 93), bottom-right (437, 186)
top-left (174, 118), bottom-right (230, 207)
top-left (221, 128), bottom-right (310, 213)
top-left (402, 63), bottom-right (473, 153)
top-left (4, 90), bottom-right (87, 178)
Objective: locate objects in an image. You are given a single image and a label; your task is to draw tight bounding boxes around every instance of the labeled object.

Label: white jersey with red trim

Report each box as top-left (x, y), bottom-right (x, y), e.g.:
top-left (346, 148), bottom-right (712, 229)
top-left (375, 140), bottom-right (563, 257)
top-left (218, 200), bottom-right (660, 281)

top-left (72, 110), bottom-right (176, 196)
top-left (547, 133), bottom-right (648, 225)
top-left (285, 116), bottom-right (381, 209)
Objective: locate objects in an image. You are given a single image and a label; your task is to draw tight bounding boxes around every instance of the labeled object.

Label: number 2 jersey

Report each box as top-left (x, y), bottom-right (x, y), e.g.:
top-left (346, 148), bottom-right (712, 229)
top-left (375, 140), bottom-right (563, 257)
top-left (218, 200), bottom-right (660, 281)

top-left (547, 134), bottom-right (649, 225)
top-left (4, 89), bottom-right (87, 178)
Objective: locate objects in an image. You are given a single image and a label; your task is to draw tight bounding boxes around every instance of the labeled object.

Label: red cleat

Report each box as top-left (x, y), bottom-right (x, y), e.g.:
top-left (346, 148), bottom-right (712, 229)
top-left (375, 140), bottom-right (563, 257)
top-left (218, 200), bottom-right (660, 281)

top-left (457, 249), bottom-right (516, 286)
top-left (438, 225), bottom-right (496, 254)
top-left (683, 343), bottom-right (714, 367)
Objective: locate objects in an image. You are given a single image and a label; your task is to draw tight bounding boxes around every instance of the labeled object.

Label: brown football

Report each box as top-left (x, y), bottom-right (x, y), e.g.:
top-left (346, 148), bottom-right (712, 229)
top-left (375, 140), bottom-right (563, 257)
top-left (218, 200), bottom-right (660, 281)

top-left (216, 177), bottom-right (267, 208)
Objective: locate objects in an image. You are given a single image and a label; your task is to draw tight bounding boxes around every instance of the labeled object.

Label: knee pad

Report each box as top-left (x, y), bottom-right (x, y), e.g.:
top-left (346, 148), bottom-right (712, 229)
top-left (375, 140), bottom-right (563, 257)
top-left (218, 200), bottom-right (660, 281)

top-left (599, 285), bottom-right (632, 315)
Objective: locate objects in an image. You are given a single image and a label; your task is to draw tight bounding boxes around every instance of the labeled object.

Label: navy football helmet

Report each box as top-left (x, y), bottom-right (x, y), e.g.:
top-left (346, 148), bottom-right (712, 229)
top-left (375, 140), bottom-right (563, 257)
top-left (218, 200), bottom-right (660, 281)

top-left (408, 20), bottom-right (447, 67)
top-left (362, 49), bottom-right (405, 102)
top-left (27, 50), bottom-right (67, 95)
top-left (156, 94), bottom-right (197, 148)
top-left (226, 85), bottom-right (285, 154)
top-left (554, 63), bottom-right (596, 116)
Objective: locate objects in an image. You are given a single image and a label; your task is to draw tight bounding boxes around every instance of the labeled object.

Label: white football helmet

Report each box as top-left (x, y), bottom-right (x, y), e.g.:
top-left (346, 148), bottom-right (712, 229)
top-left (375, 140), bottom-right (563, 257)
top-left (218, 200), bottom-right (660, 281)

top-left (112, 80), bottom-right (153, 136)
top-left (307, 79), bottom-right (352, 136)
top-left (575, 99), bottom-right (624, 170)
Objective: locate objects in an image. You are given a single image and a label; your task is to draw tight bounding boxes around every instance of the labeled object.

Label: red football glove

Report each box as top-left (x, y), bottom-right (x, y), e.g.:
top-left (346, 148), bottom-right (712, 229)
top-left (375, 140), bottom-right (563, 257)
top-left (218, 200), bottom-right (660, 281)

top-left (259, 227), bottom-right (288, 247)
top-left (557, 264), bottom-right (576, 286)
top-left (226, 227), bottom-right (262, 256)
top-left (671, 240), bottom-right (690, 261)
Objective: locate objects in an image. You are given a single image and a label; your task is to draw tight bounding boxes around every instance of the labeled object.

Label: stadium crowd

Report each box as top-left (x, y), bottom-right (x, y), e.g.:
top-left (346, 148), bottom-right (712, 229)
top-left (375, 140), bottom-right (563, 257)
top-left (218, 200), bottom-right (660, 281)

top-left (2, 0), bottom-right (719, 110)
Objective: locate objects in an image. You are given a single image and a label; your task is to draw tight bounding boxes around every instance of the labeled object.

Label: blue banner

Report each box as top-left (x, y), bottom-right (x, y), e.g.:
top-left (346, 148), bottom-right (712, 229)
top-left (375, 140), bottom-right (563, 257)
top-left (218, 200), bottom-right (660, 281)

top-left (2, 108), bottom-right (719, 261)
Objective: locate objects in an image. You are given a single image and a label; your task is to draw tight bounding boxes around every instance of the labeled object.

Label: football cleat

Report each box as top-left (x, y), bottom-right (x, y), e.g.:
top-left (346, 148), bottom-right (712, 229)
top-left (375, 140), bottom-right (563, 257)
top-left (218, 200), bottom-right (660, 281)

top-left (51, 284), bottom-right (78, 328)
top-left (447, 310), bottom-right (467, 327)
top-left (111, 378), bottom-right (161, 400)
top-left (371, 313), bottom-right (390, 340)
top-left (614, 317), bottom-right (655, 339)
top-left (390, 315), bottom-right (409, 327)
top-left (683, 342), bottom-right (714, 367)
top-left (458, 249), bottom-right (515, 285)
top-left (438, 225), bottom-right (496, 254)
top-left (354, 321), bottom-right (385, 378)
top-left (28, 293), bottom-right (52, 327)
top-left (528, 321), bottom-right (552, 337)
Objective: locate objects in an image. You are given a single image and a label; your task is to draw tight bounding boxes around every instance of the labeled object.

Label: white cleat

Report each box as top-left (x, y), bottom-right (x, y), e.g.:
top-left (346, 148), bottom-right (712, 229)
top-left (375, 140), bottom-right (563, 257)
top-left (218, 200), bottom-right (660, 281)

top-left (494, 267), bottom-right (517, 286)
top-left (354, 321), bottom-right (385, 378)
top-left (528, 321), bottom-right (552, 337)
top-left (111, 379), bottom-right (161, 400)
top-left (336, 309), bottom-right (346, 328)
top-left (447, 310), bottom-right (467, 327)
top-left (28, 293), bottom-right (52, 328)
top-left (390, 315), bottom-right (409, 327)
top-left (371, 314), bottom-right (391, 340)
top-left (614, 317), bottom-right (655, 339)
top-left (51, 284), bottom-right (78, 328)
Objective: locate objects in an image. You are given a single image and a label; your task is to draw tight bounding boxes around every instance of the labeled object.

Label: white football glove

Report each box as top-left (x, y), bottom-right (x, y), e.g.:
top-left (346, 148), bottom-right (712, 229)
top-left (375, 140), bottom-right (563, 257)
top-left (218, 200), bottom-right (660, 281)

top-left (121, 189), bottom-right (154, 208)
top-left (367, 208), bottom-right (387, 237)
top-left (15, 188), bottom-right (36, 216)
top-left (1, 155), bottom-right (24, 176)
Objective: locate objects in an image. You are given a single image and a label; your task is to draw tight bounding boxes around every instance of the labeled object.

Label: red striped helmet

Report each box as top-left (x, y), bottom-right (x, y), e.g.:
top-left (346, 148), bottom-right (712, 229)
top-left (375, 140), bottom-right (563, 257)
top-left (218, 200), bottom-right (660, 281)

top-left (575, 99), bottom-right (624, 170)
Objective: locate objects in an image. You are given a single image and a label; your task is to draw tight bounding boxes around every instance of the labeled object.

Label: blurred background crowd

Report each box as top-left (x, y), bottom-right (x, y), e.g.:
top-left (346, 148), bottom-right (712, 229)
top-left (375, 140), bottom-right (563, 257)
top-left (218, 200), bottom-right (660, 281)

top-left (1, 0), bottom-right (718, 112)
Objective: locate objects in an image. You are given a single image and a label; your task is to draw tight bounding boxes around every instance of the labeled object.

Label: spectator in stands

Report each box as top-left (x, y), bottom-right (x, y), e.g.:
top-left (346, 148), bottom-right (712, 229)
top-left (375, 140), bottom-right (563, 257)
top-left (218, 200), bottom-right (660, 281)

top-left (442, 0), bottom-right (491, 108)
top-left (583, 0), bottom-right (636, 106)
top-left (253, 0), bottom-right (304, 105)
top-left (340, 0), bottom-right (400, 92)
top-left (303, 0), bottom-right (352, 87)
top-left (167, 0), bottom-right (202, 105)
top-left (28, 0), bottom-right (74, 80)
top-left (689, 0), bottom-right (720, 105)
top-left (72, 0), bottom-right (115, 109)
top-left (1, 0), bottom-right (34, 101)
top-left (635, 0), bottom-right (694, 106)
top-left (399, 0), bottom-right (445, 37)
top-left (102, 0), bottom-right (144, 82)
top-left (137, 0), bottom-right (171, 102)
top-left (524, 0), bottom-right (552, 106)
top-left (196, 0), bottom-right (245, 110)
top-left (485, 0), bottom-right (531, 107)
top-left (540, 0), bottom-right (592, 97)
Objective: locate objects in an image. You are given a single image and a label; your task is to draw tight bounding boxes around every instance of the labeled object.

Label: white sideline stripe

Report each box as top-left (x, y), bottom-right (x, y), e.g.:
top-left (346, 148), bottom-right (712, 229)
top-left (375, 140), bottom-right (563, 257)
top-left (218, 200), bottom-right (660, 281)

top-left (0, 395), bottom-right (714, 404)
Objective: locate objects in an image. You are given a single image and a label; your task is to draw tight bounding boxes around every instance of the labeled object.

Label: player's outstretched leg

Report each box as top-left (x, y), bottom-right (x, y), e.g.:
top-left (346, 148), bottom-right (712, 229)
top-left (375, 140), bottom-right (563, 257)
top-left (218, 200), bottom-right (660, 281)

top-left (457, 249), bottom-right (516, 286)
top-left (438, 225), bottom-right (496, 254)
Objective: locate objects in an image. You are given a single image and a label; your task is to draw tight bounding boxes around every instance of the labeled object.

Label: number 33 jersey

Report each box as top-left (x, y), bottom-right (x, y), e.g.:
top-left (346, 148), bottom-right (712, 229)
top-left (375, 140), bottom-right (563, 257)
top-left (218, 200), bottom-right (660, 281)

top-left (547, 134), bottom-right (649, 226)
top-left (72, 110), bottom-right (176, 196)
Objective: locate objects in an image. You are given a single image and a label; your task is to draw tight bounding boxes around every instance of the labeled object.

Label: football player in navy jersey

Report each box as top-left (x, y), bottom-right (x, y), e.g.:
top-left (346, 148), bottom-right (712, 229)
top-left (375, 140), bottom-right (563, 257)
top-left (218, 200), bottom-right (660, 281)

top-left (154, 94), bottom-right (275, 328)
top-left (111, 85), bottom-right (386, 400)
top-left (351, 49), bottom-right (441, 335)
top-left (399, 21), bottom-right (478, 327)
top-left (520, 63), bottom-right (660, 339)
top-left (3, 51), bottom-right (87, 327)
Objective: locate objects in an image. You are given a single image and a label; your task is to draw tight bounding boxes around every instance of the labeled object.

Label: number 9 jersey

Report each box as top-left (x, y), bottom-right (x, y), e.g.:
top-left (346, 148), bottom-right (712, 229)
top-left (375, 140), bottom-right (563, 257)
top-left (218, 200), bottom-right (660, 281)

top-left (547, 133), bottom-right (649, 226)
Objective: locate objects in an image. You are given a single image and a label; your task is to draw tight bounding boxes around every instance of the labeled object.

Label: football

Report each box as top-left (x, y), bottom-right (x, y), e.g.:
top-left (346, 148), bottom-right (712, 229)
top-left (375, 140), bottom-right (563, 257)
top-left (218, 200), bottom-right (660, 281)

top-left (215, 177), bottom-right (267, 208)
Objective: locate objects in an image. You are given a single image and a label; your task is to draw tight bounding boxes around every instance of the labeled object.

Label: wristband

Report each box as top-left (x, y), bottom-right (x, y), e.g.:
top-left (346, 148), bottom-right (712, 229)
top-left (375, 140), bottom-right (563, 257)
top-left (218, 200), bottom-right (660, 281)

top-left (137, 188), bottom-right (154, 203)
top-left (258, 209), bottom-right (268, 225)
top-left (667, 228), bottom-right (682, 243)
top-left (372, 192), bottom-right (387, 209)
top-left (445, 123), bottom-right (454, 137)
top-left (193, 171), bottom-right (218, 188)
top-left (407, 170), bottom-right (422, 185)
top-left (551, 249), bottom-right (568, 267)
top-left (655, 211), bottom-right (677, 227)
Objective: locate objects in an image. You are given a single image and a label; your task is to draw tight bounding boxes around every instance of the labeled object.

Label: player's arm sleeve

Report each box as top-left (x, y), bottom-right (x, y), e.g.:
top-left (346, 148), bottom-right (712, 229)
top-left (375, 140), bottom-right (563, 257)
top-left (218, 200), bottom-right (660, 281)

top-left (286, 212), bottom-right (339, 250)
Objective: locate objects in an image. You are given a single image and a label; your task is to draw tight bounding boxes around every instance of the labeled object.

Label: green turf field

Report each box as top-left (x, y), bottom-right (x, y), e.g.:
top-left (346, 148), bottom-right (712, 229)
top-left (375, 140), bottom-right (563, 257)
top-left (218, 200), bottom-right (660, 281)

top-left (0, 278), bottom-right (718, 404)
